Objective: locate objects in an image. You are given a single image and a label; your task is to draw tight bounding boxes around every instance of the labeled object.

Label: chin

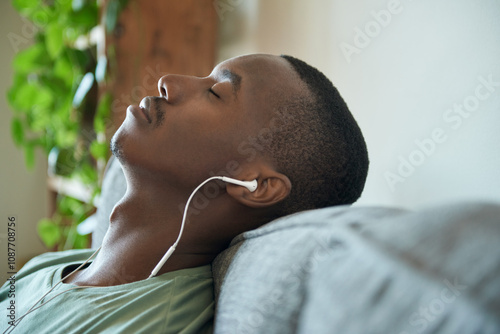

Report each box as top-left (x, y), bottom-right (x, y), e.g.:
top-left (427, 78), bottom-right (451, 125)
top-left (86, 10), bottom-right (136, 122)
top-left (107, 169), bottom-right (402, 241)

top-left (110, 124), bottom-right (152, 171)
top-left (110, 130), bottom-right (125, 162)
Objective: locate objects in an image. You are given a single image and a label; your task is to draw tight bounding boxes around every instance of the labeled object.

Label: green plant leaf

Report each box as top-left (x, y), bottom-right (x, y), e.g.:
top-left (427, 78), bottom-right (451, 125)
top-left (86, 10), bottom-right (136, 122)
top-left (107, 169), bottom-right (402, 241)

top-left (9, 82), bottom-right (37, 111)
top-left (12, 43), bottom-right (50, 74)
top-left (38, 75), bottom-right (68, 100)
top-left (68, 4), bottom-right (98, 29)
top-left (63, 224), bottom-right (77, 250)
top-left (90, 140), bottom-right (108, 160)
top-left (96, 92), bottom-right (112, 117)
top-left (34, 84), bottom-right (54, 108)
top-left (78, 163), bottom-right (97, 185)
top-left (9, 81), bottom-right (54, 121)
top-left (14, 83), bottom-right (37, 110)
top-left (11, 117), bottom-right (24, 146)
top-left (29, 5), bottom-right (55, 27)
top-left (37, 218), bottom-right (61, 248)
top-left (24, 142), bottom-right (35, 169)
top-left (66, 48), bottom-right (90, 71)
top-left (58, 195), bottom-right (83, 217)
top-left (94, 92), bottom-right (112, 132)
top-left (55, 128), bottom-right (78, 148)
top-left (7, 75), bottom-right (25, 112)
top-left (30, 105), bottom-right (52, 132)
top-left (53, 98), bottom-right (72, 118)
top-left (72, 232), bottom-right (89, 249)
top-left (45, 23), bottom-right (64, 58)
top-left (53, 55), bottom-right (74, 86)
top-left (9, 0), bottom-right (121, 251)
top-left (93, 116), bottom-right (106, 134)
top-left (54, 147), bottom-right (77, 176)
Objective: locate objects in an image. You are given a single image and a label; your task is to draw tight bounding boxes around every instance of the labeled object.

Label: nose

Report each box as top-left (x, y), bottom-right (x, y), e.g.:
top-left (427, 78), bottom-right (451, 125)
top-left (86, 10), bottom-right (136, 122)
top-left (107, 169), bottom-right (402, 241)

top-left (157, 74), bottom-right (184, 103)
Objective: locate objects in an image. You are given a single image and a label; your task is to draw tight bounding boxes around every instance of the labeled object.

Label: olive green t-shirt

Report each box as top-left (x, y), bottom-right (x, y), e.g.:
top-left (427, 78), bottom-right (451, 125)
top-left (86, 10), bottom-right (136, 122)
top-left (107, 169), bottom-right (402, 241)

top-left (0, 249), bottom-right (214, 333)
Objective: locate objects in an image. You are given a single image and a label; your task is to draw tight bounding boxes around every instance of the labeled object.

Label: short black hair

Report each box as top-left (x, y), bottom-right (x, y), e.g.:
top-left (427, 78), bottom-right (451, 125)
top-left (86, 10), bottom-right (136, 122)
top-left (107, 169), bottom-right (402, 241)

top-left (266, 55), bottom-right (369, 217)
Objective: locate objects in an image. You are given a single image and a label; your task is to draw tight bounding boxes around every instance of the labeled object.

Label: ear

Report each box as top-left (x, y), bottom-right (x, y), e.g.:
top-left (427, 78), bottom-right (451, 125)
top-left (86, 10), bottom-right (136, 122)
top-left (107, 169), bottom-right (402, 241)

top-left (225, 169), bottom-right (292, 209)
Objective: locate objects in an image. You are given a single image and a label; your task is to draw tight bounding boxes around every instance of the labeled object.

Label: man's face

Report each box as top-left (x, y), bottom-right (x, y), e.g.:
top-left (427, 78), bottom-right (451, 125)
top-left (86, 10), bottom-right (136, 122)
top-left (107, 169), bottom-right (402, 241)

top-left (111, 54), bottom-right (302, 189)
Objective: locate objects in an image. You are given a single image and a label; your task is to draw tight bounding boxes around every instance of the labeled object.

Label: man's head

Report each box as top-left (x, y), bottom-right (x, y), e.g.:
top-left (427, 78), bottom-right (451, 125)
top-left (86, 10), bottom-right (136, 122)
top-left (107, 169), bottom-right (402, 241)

top-left (111, 54), bottom-right (368, 224)
top-left (265, 55), bottom-right (369, 218)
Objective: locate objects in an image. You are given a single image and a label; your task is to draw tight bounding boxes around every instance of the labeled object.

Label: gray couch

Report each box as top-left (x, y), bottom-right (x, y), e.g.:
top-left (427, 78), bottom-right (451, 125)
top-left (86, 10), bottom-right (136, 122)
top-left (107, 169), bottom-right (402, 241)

top-left (89, 158), bottom-right (500, 333)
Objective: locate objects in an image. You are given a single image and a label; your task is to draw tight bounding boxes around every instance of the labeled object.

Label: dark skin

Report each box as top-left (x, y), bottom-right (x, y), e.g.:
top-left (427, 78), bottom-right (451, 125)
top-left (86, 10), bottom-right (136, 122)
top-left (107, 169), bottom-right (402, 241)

top-left (65, 54), bottom-right (305, 287)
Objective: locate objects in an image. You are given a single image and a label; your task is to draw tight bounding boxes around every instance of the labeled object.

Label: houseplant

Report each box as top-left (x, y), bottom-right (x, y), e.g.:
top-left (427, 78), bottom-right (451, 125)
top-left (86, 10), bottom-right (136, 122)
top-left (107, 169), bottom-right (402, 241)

top-left (7, 0), bottom-right (126, 250)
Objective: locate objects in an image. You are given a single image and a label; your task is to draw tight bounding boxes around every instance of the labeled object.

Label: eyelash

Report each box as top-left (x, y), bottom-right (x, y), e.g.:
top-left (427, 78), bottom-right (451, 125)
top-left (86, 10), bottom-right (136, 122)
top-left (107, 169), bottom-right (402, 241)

top-left (209, 87), bottom-right (220, 98)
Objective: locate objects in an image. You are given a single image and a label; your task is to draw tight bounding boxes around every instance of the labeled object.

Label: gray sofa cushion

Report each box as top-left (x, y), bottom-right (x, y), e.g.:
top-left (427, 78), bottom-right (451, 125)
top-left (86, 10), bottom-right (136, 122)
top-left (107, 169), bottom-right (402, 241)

top-left (91, 157), bottom-right (126, 248)
top-left (212, 202), bottom-right (500, 334)
top-left (90, 159), bottom-right (500, 333)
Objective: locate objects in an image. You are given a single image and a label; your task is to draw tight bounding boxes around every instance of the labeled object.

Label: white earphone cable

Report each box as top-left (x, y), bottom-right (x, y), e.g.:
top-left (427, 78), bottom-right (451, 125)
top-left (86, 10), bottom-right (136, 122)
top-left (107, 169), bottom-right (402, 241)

top-left (3, 246), bottom-right (102, 334)
top-left (5, 175), bottom-right (256, 332)
top-left (148, 176), bottom-right (224, 278)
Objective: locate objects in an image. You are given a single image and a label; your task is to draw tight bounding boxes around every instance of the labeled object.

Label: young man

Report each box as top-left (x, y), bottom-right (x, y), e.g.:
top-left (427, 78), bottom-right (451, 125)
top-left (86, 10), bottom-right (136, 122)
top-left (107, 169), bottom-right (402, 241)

top-left (1, 54), bottom-right (368, 333)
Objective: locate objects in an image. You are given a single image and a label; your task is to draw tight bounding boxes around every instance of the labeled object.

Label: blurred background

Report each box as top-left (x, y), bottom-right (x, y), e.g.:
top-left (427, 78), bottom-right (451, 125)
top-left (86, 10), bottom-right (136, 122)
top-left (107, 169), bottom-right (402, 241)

top-left (1, 0), bottom-right (499, 279)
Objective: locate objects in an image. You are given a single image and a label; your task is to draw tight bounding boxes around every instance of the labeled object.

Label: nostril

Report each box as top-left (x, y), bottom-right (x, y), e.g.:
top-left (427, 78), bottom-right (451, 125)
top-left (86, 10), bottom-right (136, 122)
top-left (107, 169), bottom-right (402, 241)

top-left (158, 74), bottom-right (183, 102)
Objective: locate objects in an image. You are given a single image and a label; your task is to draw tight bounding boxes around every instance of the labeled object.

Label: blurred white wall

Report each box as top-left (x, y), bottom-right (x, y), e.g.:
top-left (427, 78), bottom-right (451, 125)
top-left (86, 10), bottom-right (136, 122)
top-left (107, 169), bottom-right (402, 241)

top-left (0, 2), bottom-right (47, 281)
top-left (217, 0), bottom-right (500, 209)
top-left (1, 0), bottom-right (499, 278)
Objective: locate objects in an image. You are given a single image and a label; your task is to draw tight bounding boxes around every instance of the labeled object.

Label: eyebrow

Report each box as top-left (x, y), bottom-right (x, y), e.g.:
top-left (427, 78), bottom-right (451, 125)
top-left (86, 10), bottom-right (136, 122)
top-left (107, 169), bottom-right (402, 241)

top-left (220, 69), bottom-right (242, 96)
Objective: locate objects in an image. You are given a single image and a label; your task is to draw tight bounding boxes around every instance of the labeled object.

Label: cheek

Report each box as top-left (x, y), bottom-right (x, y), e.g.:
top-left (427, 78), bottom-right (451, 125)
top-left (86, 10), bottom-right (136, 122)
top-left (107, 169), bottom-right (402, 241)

top-left (170, 127), bottom-right (247, 177)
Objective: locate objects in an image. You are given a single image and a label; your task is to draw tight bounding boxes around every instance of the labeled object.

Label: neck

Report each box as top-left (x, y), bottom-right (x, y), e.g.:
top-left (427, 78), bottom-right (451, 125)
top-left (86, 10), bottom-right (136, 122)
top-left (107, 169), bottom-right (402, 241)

top-left (65, 175), bottom-right (229, 287)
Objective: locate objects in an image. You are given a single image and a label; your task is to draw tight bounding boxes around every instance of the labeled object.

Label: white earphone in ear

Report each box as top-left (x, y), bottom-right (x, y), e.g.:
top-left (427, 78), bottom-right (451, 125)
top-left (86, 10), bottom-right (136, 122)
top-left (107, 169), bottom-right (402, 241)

top-left (9, 176), bottom-right (259, 331)
top-left (148, 176), bottom-right (258, 278)
top-left (220, 176), bottom-right (258, 192)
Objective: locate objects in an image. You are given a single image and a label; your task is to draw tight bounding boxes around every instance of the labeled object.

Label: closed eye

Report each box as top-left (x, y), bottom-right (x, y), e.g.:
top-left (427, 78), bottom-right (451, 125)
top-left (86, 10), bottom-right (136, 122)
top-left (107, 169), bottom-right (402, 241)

top-left (209, 87), bottom-right (220, 98)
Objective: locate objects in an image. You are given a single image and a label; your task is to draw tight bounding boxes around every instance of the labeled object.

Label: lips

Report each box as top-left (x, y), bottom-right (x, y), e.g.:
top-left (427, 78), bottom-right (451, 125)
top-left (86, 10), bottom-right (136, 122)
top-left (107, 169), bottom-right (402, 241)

top-left (139, 97), bottom-right (153, 124)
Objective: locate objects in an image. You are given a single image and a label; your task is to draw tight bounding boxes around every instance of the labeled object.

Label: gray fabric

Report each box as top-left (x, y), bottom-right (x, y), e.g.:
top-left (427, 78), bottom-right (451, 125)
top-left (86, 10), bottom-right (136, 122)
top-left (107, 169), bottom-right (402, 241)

top-left (90, 159), bottom-right (500, 333)
top-left (91, 157), bottom-right (126, 248)
top-left (212, 205), bottom-right (407, 333)
top-left (212, 202), bottom-right (500, 334)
